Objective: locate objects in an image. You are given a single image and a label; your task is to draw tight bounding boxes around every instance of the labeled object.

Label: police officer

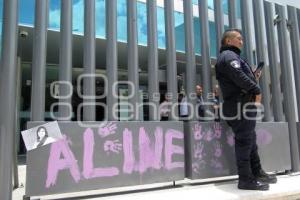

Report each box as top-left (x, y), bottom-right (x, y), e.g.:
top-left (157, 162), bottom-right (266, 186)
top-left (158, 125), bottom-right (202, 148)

top-left (215, 29), bottom-right (277, 190)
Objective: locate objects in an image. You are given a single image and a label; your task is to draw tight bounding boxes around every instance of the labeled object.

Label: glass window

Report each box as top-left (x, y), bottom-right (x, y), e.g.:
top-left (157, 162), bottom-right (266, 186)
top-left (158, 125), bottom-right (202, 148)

top-left (236, 0), bottom-right (241, 19)
top-left (14, 0), bottom-right (220, 58)
top-left (49, 0), bottom-right (61, 30)
top-left (192, 0), bottom-right (241, 18)
top-left (72, 0), bottom-right (84, 34)
top-left (117, 0), bottom-right (127, 42)
top-left (173, 12), bottom-right (217, 57)
top-left (49, 0), bottom-right (105, 36)
top-left (174, 11), bottom-right (185, 52)
top-left (209, 21), bottom-right (217, 57)
top-left (19, 0), bottom-right (35, 25)
top-left (194, 19), bottom-right (217, 57)
top-left (192, 0), bottom-right (215, 10)
top-left (96, 0), bottom-right (105, 38)
top-left (222, 0), bottom-right (241, 18)
top-left (137, 2), bottom-right (147, 45)
top-left (157, 6), bottom-right (166, 49)
top-left (117, 0), bottom-right (149, 45)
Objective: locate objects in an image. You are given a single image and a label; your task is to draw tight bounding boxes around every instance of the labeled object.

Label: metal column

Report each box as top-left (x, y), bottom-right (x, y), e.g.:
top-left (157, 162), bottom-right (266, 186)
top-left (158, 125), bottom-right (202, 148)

top-left (147, 0), bottom-right (159, 121)
top-left (183, 0), bottom-right (196, 120)
top-left (106, 0), bottom-right (118, 121)
top-left (83, 0), bottom-right (96, 121)
top-left (252, 0), bottom-right (272, 121)
top-left (288, 6), bottom-right (300, 121)
top-left (0, 0), bottom-right (18, 198)
top-left (199, 0), bottom-right (212, 115)
top-left (13, 57), bottom-right (22, 189)
top-left (275, 4), bottom-right (300, 172)
top-left (297, 9), bottom-right (300, 34)
top-left (214, 0), bottom-right (224, 56)
top-left (228, 0), bottom-right (237, 28)
top-left (31, 0), bottom-right (49, 121)
top-left (240, 0), bottom-right (254, 65)
top-left (263, 1), bottom-right (284, 121)
top-left (59, 0), bottom-right (73, 120)
top-left (164, 0), bottom-right (178, 120)
top-left (127, 0), bottom-right (140, 121)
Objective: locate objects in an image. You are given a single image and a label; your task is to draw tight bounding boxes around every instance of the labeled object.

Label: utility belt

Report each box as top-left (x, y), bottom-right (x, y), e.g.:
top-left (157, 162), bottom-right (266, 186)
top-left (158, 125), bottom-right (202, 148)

top-left (238, 92), bottom-right (255, 105)
top-left (224, 93), bottom-right (255, 104)
top-left (222, 92), bottom-right (257, 119)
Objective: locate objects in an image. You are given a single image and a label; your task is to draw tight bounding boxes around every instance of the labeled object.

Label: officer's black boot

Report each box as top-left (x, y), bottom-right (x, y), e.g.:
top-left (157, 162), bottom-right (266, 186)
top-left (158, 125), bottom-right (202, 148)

top-left (238, 178), bottom-right (269, 191)
top-left (254, 169), bottom-right (277, 184)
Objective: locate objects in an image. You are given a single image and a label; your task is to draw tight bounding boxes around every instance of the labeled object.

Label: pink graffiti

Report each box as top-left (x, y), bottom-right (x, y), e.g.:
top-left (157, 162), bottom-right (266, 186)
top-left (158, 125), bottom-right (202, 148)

top-left (193, 142), bottom-right (205, 160)
top-left (204, 129), bottom-right (214, 142)
top-left (165, 129), bottom-right (184, 170)
top-left (210, 158), bottom-right (223, 169)
top-left (123, 128), bottom-right (136, 174)
top-left (104, 140), bottom-right (122, 154)
top-left (139, 127), bottom-right (163, 173)
top-left (193, 123), bottom-right (204, 140)
top-left (46, 135), bottom-right (81, 188)
top-left (213, 122), bottom-right (222, 139)
top-left (45, 126), bottom-right (184, 188)
top-left (83, 128), bottom-right (119, 179)
top-left (192, 160), bottom-right (206, 174)
top-left (98, 122), bottom-right (117, 138)
top-left (213, 141), bottom-right (222, 158)
top-left (256, 129), bottom-right (272, 146)
top-left (123, 127), bottom-right (184, 173)
top-left (226, 131), bottom-right (235, 147)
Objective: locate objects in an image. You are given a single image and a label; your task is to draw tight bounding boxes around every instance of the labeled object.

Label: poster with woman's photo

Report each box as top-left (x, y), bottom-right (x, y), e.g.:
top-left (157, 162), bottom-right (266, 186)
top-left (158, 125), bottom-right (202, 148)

top-left (21, 121), bottom-right (63, 151)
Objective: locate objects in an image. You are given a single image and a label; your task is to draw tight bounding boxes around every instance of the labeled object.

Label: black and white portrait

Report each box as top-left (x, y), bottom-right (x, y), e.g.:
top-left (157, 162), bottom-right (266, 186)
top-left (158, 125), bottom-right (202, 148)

top-left (21, 121), bottom-right (63, 151)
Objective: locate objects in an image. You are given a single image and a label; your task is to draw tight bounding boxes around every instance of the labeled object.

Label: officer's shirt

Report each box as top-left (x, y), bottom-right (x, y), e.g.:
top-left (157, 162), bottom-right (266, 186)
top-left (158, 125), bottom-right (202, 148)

top-left (215, 46), bottom-right (261, 118)
top-left (215, 45), bottom-right (261, 102)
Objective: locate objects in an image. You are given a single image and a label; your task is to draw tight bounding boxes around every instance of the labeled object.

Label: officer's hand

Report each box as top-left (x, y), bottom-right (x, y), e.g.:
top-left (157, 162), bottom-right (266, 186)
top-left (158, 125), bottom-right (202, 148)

top-left (255, 94), bottom-right (262, 106)
top-left (254, 70), bottom-right (262, 80)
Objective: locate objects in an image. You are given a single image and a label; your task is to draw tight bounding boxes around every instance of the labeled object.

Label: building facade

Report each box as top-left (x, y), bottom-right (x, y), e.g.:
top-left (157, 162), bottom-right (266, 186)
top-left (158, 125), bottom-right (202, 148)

top-left (0, 0), bottom-right (242, 154)
top-left (0, 0), bottom-right (299, 154)
top-left (1, 0), bottom-right (300, 199)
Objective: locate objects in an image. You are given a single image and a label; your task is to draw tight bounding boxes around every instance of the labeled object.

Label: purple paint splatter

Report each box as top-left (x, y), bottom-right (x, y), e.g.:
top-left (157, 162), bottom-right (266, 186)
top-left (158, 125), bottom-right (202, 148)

top-left (192, 160), bottom-right (206, 174)
top-left (226, 131), bottom-right (235, 147)
top-left (213, 141), bottom-right (222, 158)
top-left (193, 142), bottom-right (205, 160)
top-left (165, 129), bottom-right (184, 170)
top-left (210, 158), bottom-right (223, 169)
top-left (193, 123), bottom-right (204, 140)
top-left (98, 122), bottom-right (117, 138)
top-left (122, 128), bottom-right (136, 174)
top-left (46, 135), bottom-right (81, 188)
top-left (256, 129), bottom-right (272, 146)
top-left (138, 127), bottom-right (163, 173)
top-left (213, 122), bottom-right (222, 139)
top-left (104, 140), bottom-right (122, 154)
top-left (82, 128), bottom-right (119, 179)
top-left (204, 129), bottom-right (214, 142)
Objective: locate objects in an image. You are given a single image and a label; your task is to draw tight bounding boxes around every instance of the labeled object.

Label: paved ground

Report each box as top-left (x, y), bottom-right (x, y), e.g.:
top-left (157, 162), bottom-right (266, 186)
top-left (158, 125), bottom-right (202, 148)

top-left (12, 161), bottom-right (300, 200)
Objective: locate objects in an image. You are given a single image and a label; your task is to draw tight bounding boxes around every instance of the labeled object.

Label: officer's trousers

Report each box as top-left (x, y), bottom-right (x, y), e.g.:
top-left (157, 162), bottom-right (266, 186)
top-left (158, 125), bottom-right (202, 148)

top-left (227, 114), bottom-right (262, 181)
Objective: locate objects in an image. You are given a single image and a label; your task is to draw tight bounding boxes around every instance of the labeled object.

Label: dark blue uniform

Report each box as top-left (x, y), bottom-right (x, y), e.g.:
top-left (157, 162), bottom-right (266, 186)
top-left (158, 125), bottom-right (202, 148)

top-left (215, 45), bottom-right (262, 182)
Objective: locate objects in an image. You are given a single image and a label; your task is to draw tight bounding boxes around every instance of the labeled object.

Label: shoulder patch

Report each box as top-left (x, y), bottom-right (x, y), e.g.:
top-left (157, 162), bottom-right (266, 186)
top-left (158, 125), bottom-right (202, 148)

top-left (230, 60), bottom-right (240, 69)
